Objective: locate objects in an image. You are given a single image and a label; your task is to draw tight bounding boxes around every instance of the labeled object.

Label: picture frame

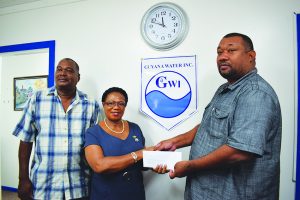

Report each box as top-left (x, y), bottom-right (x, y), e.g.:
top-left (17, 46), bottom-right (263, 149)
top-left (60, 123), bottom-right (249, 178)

top-left (13, 75), bottom-right (48, 111)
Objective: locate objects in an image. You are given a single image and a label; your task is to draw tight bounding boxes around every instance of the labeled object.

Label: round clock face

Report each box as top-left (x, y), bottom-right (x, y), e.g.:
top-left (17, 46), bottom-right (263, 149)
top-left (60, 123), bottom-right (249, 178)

top-left (141, 3), bottom-right (188, 50)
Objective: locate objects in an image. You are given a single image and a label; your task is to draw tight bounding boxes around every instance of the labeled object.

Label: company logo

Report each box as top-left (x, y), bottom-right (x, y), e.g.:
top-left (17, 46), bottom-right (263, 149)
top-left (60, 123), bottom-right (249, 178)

top-left (145, 71), bottom-right (191, 118)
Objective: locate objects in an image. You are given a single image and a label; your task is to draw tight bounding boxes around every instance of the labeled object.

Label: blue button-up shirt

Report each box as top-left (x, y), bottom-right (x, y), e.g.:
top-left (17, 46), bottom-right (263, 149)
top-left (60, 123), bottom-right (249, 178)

top-left (13, 86), bottom-right (99, 200)
top-left (186, 69), bottom-right (282, 200)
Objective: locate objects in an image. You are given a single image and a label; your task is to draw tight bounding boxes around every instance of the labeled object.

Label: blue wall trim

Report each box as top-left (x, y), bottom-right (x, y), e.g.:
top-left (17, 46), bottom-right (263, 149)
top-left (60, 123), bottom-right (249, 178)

top-left (0, 40), bottom-right (55, 87)
top-left (296, 13), bottom-right (300, 200)
top-left (2, 186), bottom-right (17, 192)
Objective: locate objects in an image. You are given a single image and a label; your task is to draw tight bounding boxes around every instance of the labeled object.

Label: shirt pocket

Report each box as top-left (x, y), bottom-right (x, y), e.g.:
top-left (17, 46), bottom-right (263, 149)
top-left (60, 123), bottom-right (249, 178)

top-left (208, 107), bottom-right (230, 138)
top-left (204, 102), bottom-right (211, 112)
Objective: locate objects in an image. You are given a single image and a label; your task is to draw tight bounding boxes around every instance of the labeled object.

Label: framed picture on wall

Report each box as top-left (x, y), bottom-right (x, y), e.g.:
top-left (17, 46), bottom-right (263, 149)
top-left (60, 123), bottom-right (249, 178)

top-left (13, 75), bottom-right (48, 111)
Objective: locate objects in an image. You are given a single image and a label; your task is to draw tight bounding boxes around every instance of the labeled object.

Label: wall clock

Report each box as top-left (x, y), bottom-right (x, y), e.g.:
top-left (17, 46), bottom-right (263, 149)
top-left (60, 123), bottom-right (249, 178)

top-left (141, 2), bottom-right (189, 51)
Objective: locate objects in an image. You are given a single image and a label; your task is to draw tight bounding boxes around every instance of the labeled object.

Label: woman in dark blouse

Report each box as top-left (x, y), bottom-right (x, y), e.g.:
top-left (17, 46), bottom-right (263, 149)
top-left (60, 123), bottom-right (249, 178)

top-left (84, 87), bottom-right (154, 200)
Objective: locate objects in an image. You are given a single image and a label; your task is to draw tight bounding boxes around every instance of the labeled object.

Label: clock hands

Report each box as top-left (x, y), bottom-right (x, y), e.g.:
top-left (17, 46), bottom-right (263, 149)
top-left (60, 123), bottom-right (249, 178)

top-left (151, 17), bottom-right (166, 28)
top-left (151, 21), bottom-right (164, 26)
top-left (161, 17), bottom-right (166, 27)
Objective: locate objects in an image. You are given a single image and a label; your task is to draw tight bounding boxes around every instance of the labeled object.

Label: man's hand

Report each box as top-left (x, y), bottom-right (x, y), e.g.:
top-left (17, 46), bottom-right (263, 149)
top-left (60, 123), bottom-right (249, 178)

top-left (155, 140), bottom-right (176, 151)
top-left (18, 178), bottom-right (33, 200)
top-left (144, 146), bottom-right (155, 151)
top-left (18, 141), bottom-right (33, 200)
top-left (169, 160), bottom-right (191, 179)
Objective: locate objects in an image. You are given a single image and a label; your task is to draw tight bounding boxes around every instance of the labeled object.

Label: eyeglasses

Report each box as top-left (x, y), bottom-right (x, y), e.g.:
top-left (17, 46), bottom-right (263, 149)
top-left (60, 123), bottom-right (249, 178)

top-left (103, 101), bottom-right (126, 108)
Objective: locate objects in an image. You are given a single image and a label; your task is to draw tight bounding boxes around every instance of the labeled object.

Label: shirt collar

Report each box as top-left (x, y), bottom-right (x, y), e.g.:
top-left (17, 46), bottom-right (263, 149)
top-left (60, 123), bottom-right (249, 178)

top-left (47, 86), bottom-right (88, 101)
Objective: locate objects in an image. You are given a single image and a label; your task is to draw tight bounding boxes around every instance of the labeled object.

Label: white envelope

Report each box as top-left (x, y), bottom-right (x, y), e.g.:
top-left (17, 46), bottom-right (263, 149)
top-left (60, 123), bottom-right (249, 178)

top-left (143, 151), bottom-right (182, 170)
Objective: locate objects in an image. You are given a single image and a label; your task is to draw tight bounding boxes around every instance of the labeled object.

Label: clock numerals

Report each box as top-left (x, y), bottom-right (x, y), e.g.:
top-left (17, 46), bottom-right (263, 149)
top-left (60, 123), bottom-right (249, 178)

top-left (146, 9), bottom-right (180, 44)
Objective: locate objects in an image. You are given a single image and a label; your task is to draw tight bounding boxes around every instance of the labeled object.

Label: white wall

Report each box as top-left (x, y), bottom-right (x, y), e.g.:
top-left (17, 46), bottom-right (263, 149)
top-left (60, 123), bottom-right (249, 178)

top-left (0, 51), bottom-right (49, 188)
top-left (0, 0), bottom-right (299, 199)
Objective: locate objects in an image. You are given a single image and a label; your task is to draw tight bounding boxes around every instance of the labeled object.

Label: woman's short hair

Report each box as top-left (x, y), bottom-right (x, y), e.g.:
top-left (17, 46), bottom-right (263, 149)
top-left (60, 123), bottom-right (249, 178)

top-left (101, 87), bottom-right (128, 105)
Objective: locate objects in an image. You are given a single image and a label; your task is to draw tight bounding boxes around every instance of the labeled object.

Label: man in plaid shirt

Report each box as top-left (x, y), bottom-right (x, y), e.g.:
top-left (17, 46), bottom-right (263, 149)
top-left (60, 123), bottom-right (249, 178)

top-left (13, 58), bottom-right (100, 200)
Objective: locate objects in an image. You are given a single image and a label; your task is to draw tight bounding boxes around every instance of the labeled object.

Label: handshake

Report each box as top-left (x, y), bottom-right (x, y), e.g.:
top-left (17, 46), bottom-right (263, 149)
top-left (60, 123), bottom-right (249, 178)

top-left (142, 141), bottom-right (188, 179)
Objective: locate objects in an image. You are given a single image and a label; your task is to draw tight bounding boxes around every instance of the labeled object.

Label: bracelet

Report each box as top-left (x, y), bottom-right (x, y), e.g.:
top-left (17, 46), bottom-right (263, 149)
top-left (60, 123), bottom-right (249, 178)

top-left (131, 152), bottom-right (138, 163)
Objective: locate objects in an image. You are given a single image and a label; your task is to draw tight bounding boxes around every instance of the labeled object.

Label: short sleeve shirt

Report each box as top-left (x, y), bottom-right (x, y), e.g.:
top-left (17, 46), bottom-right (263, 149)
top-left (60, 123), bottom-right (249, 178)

top-left (13, 86), bottom-right (100, 200)
top-left (185, 69), bottom-right (282, 200)
top-left (84, 122), bottom-right (146, 200)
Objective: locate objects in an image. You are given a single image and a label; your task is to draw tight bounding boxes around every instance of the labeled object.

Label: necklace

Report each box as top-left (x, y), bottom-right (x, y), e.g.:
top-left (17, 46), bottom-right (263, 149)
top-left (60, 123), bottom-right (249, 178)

top-left (104, 118), bottom-right (125, 134)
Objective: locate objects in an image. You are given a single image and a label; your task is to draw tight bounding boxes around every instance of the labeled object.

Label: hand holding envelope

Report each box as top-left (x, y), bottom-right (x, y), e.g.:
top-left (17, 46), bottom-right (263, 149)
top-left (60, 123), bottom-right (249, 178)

top-left (143, 151), bottom-right (182, 171)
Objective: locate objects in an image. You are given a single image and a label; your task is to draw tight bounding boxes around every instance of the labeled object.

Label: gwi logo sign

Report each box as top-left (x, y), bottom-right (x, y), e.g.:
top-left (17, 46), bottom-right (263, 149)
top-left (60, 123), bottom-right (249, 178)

top-left (145, 71), bottom-right (191, 118)
top-left (141, 56), bottom-right (197, 130)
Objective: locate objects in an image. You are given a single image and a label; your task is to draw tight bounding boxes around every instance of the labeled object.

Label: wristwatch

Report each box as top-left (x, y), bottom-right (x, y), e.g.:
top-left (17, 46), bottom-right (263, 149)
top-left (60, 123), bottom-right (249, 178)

top-left (131, 152), bottom-right (138, 163)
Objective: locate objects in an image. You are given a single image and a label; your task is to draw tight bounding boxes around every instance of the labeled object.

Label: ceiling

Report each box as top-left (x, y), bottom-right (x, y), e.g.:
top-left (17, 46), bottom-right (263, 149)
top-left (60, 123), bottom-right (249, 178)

top-left (0, 0), bottom-right (41, 8)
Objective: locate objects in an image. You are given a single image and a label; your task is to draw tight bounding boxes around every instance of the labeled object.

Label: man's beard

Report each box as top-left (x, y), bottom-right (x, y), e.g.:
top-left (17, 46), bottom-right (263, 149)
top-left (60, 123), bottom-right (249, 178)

top-left (218, 67), bottom-right (240, 82)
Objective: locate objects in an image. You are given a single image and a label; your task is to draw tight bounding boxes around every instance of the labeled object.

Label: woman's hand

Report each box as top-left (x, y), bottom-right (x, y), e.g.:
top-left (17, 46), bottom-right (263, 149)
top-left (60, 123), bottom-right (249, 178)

top-left (153, 164), bottom-right (169, 174)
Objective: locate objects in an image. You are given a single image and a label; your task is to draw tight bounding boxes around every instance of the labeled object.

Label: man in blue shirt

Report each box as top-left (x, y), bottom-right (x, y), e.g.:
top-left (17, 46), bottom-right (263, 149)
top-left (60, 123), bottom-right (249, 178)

top-left (155, 33), bottom-right (282, 200)
top-left (13, 58), bottom-right (100, 200)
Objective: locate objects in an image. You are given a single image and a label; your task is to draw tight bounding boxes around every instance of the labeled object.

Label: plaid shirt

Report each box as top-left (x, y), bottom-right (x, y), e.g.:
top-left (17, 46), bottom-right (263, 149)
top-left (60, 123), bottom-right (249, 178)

top-left (186, 69), bottom-right (281, 200)
top-left (13, 86), bottom-right (100, 200)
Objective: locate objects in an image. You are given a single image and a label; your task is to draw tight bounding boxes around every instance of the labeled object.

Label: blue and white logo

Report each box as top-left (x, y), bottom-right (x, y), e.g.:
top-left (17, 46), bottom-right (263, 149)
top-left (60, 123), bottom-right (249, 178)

top-left (145, 71), bottom-right (191, 118)
top-left (141, 55), bottom-right (197, 130)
